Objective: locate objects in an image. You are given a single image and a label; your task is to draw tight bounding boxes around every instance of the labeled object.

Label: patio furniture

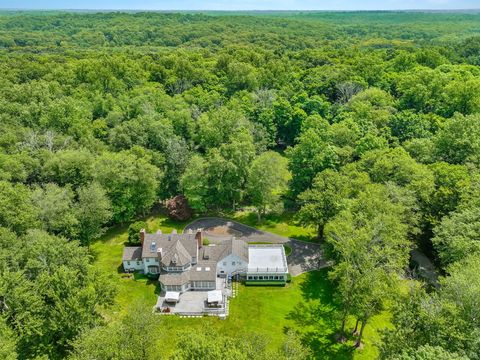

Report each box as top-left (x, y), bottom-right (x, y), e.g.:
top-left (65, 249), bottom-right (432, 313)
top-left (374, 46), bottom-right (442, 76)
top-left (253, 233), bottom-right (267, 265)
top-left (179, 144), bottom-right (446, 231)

top-left (165, 291), bottom-right (180, 303)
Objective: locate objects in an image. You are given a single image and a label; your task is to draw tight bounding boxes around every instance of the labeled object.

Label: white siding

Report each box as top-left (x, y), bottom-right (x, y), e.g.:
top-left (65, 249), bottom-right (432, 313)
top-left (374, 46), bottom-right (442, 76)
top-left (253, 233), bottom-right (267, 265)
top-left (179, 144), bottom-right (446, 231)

top-left (217, 254), bottom-right (246, 276)
top-left (123, 260), bottom-right (143, 272)
top-left (143, 257), bottom-right (160, 273)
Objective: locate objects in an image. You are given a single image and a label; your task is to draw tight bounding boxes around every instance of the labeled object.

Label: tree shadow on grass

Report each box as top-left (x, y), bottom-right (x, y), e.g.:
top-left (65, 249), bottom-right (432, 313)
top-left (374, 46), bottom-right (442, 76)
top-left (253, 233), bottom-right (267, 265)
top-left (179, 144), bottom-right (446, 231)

top-left (291, 234), bottom-right (318, 243)
top-left (299, 269), bottom-right (334, 301)
top-left (117, 264), bottom-right (125, 274)
top-left (286, 271), bottom-right (354, 360)
top-left (150, 280), bottom-right (162, 296)
top-left (130, 272), bottom-right (162, 295)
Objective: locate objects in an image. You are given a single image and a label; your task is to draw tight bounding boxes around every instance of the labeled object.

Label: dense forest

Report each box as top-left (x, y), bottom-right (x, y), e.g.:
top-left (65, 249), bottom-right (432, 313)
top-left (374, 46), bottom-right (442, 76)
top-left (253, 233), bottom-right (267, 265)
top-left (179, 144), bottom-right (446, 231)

top-left (1, 10), bottom-right (480, 360)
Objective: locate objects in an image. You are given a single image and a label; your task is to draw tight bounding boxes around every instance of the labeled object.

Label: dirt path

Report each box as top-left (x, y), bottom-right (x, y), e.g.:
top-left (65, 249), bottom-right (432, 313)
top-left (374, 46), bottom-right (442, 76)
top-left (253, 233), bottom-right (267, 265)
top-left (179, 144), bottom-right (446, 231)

top-left (410, 249), bottom-right (439, 288)
top-left (185, 217), bottom-right (328, 276)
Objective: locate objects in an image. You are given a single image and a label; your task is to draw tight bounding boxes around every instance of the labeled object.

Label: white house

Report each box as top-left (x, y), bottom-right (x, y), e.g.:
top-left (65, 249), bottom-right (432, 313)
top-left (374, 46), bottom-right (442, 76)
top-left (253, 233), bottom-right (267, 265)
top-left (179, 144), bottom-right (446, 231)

top-left (122, 247), bottom-right (143, 271)
top-left (122, 229), bottom-right (289, 293)
top-left (216, 238), bottom-right (248, 276)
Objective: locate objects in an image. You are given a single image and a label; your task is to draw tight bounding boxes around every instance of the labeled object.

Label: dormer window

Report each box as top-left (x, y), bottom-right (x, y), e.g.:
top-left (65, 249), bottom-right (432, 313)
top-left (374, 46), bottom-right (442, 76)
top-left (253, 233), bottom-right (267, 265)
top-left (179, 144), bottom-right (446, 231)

top-left (172, 253), bottom-right (178, 264)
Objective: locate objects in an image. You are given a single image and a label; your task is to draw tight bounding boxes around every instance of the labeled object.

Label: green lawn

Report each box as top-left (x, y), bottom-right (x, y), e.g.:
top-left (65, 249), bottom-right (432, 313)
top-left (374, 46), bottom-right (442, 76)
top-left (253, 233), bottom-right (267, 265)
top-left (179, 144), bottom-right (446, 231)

top-left (232, 210), bottom-right (317, 242)
top-left (90, 224), bottom-right (159, 320)
top-left (91, 213), bottom-right (390, 359)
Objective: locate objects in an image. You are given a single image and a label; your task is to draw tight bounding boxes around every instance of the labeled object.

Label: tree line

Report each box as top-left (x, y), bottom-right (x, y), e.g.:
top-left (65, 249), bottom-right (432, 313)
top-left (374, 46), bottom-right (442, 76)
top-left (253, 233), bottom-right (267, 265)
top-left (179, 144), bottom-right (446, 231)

top-left (1, 10), bottom-right (480, 359)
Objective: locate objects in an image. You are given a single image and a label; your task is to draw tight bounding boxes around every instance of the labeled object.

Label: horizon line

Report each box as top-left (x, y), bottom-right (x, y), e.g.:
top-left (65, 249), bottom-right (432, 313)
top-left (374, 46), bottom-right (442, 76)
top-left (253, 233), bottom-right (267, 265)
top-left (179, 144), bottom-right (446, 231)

top-left (1, 8), bottom-right (480, 12)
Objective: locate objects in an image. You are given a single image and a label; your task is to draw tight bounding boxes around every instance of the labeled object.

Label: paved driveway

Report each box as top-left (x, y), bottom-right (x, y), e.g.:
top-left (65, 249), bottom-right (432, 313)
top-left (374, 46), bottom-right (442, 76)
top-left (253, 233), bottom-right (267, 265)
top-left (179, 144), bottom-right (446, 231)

top-left (185, 217), bottom-right (328, 276)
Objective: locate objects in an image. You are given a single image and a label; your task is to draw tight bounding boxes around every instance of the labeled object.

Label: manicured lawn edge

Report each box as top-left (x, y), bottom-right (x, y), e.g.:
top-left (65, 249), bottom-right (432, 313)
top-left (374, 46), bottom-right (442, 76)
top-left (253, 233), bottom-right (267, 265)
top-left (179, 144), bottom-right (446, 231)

top-left (244, 281), bottom-right (286, 286)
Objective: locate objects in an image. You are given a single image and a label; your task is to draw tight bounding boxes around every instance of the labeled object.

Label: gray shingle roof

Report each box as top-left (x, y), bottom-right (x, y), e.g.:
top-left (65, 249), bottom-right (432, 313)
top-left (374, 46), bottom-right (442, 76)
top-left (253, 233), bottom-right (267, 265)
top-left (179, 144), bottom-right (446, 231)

top-left (231, 238), bottom-right (248, 262)
top-left (142, 233), bottom-right (197, 258)
top-left (159, 270), bottom-right (190, 286)
top-left (122, 246), bottom-right (142, 261)
top-left (201, 244), bottom-right (228, 262)
top-left (161, 241), bottom-right (192, 267)
top-left (189, 261), bottom-right (217, 282)
top-left (159, 261), bottom-right (217, 286)
top-left (198, 238), bottom-right (248, 263)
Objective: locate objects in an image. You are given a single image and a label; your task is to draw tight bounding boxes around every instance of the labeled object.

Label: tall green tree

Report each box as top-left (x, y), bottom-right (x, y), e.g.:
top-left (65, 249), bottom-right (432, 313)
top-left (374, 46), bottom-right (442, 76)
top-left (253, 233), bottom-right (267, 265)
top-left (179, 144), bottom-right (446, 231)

top-left (434, 113), bottom-right (480, 165)
top-left (380, 255), bottom-right (480, 359)
top-left (196, 107), bottom-right (250, 150)
top-left (180, 155), bottom-right (209, 213)
top-left (32, 183), bottom-right (78, 238)
top-left (70, 304), bottom-right (163, 360)
top-left (325, 185), bottom-right (410, 346)
top-left (75, 182), bottom-right (112, 246)
top-left (359, 147), bottom-right (435, 205)
top-left (0, 317), bottom-right (17, 360)
top-left (246, 151), bottom-right (291, 220)
top-left (0, 181), bottom-right (38, 234)
top-left (94, 151), bottom-right (161, 223)
top-left (297, 167), bottom-right (370, 240)
top-left (42, 149), bottom-right (95, 188)
top-left (432, 196), bottom-right (480, 266)
top-left (426, 162), bottom-right (471, 224)
top-left (0, 229), bottom-right (115, 359)
top-left (287, 117), bottom-right (340, 197)
top-left (205, 130), bottom-right (256, 210)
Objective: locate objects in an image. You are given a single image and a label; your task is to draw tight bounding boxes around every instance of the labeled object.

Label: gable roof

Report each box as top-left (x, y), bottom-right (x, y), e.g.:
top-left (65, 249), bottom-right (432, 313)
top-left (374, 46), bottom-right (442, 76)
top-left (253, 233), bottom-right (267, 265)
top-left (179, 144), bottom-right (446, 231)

top-left (122, 246), bottom-right (142, 261)
top-left (201, 243), bottom-right (228, 262)
top-left (231, 238), bottom-right (248, 262)
top-left (142, 232), bottom-right (197, 258)
top-left (215, 238), bottom-right (248, 263)
top-left (161, 240), bottom-right (192, 267)
top-left (159, 261), bottom-right (217, 286)
top-left (198, 238), bottom-right (249, 263)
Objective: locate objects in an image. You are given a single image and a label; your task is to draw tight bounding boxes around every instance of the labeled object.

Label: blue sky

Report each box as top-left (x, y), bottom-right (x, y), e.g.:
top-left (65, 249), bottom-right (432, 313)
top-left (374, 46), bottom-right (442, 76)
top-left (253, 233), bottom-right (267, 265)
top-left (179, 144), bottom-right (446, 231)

top-left (1, 0), bottom-right (479, 10)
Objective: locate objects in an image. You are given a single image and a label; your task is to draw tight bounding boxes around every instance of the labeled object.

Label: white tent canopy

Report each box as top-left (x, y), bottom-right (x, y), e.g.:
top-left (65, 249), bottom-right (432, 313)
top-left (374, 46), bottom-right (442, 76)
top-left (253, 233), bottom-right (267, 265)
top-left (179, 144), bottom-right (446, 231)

top-left (165, 291), bottom-right (180, 303)
top-left (207, 290), bottom-right (223, 304)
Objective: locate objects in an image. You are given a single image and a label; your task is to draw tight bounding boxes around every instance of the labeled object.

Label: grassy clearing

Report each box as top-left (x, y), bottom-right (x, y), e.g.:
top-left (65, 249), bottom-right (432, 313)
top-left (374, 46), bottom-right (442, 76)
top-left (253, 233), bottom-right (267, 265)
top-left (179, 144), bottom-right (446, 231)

top-left (91, 212), bottom-right (390, 359)
top-left (90, 224), bottom-right (158, 320)
top-left (231, 210), bottom-right (317, 242)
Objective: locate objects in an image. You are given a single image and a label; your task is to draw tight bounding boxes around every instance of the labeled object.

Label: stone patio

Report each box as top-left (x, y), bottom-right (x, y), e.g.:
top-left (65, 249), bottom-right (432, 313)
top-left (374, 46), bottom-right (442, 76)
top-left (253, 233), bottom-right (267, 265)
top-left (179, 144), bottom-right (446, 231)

top-left (155, 277), bottom-right (230, 316)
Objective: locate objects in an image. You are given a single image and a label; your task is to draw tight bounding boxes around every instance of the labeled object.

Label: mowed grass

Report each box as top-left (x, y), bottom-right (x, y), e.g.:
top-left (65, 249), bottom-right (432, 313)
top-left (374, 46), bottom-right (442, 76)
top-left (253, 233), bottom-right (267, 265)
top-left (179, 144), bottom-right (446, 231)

top-left (91, 212), bottom-right (391, 359)
top-left (90, 224), bottom-right (158, 320)
top-left (232, 210), bottom-right (317, 242)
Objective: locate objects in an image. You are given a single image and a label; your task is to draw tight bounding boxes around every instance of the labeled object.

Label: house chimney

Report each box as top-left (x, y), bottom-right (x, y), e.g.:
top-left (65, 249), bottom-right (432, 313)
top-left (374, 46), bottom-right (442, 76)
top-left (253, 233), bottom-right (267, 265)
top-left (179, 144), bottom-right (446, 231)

top-left (140, 228), bottom-right (146, 245)
top-left (195, 229), bottom-right (203, 249)
top-left (172, 229), bottom-right (177, 234)
top-left (156, 229), bottom-right (162, 234)
top-left (157, 247), bottom-right (163, 262)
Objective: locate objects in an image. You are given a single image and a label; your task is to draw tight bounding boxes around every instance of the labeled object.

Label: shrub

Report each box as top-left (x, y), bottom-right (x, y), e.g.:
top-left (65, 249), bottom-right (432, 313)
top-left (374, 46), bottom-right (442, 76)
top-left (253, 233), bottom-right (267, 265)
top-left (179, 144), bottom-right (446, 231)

top-left (166, 195), bottom-right (193, 221)
top-left (128, 221), bottom-right (148, 244)
top-left (146, 273), bottom-right (159, 280)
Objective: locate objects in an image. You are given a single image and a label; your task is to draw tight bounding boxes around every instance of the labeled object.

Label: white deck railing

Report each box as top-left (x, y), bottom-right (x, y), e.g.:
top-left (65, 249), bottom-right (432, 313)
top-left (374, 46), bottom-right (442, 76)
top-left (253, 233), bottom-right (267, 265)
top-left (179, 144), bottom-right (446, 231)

top-left (247, 267), bottom-right (288, 273)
